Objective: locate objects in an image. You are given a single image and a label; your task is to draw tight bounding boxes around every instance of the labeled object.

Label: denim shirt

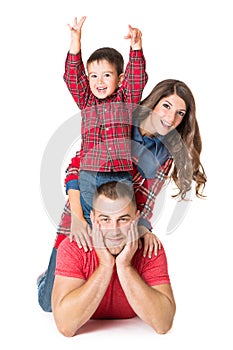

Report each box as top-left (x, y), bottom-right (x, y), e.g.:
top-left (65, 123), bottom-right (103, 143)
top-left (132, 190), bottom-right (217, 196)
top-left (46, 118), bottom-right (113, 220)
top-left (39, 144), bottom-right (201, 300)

top-left (131, 126), bottom-right (170, 179)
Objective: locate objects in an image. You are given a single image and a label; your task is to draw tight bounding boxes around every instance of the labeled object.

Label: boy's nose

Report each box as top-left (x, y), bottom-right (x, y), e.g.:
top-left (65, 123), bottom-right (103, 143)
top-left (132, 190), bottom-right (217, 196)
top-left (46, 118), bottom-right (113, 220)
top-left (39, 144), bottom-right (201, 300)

top-left (97, 76), bottom-right (104, 83)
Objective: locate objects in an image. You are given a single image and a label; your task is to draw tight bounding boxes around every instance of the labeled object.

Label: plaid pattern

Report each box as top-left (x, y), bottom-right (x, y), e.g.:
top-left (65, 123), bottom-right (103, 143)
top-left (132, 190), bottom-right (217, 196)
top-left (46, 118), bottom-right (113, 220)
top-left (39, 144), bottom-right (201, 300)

top-left (53, 152), bottom-right (173, 249)
top-left (64, 49), bottom-right (148, 172)
top-left (131, 157), bottom-right (173, 223)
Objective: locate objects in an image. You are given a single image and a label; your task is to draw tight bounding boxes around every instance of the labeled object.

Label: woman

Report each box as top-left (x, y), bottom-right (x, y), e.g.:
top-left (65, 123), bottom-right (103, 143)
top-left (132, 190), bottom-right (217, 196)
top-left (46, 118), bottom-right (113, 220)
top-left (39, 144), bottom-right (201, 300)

top-left (37, 79), bottom-right (207, 312)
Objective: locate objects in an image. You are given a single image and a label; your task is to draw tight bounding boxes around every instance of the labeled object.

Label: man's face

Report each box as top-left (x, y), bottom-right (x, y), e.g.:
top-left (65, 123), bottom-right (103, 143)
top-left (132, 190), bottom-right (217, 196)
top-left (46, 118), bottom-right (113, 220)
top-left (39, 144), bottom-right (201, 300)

top-left (92, 194), bottom-right (139, 255)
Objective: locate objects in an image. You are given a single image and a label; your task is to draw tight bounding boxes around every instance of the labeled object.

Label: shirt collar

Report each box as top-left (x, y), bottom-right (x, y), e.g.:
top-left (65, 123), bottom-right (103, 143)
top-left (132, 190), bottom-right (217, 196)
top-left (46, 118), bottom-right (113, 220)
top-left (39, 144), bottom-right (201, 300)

top-left (132, 125), bottom-right (165, 145)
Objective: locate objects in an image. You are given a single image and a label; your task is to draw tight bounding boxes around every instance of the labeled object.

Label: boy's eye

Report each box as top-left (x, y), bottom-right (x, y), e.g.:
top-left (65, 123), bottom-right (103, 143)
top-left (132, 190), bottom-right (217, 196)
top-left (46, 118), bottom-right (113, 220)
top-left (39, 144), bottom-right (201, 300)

top-left (89, 74), bottom-right (97, 79)
top-left (104, 73), bottom-right (111, 78)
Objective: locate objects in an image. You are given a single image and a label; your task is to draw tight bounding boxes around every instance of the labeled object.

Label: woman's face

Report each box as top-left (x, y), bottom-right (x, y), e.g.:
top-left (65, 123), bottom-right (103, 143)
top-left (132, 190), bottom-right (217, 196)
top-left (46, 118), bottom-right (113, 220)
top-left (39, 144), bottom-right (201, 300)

top-left (145, 94), bottom-right (187, 136)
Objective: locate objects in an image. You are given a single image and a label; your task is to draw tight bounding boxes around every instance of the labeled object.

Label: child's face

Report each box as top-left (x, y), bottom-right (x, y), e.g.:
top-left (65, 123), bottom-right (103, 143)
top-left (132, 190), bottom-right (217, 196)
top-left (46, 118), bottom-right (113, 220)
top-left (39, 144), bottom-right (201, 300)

top-left (87, 59), bottom-right (123, 99)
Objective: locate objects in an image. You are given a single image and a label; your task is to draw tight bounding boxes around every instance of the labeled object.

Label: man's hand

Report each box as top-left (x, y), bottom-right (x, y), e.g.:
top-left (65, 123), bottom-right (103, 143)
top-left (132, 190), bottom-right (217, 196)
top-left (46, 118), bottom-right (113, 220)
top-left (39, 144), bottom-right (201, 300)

top-left (67, 16), bottom-right (86, 54)
top-left (70, 213), bottom-right (92, 252)
top-left (91, 221), bottom-right (116, 268)
top-left (124, 24), bottom-right (142, 50)
top-left (116, 220), bottom-right (139, 268)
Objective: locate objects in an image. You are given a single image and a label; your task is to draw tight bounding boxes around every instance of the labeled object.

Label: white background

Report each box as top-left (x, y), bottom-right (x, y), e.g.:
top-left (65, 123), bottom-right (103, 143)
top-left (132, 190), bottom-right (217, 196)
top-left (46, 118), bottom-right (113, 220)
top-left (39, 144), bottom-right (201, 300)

top-left (1, 0), bottom-right (232, 349)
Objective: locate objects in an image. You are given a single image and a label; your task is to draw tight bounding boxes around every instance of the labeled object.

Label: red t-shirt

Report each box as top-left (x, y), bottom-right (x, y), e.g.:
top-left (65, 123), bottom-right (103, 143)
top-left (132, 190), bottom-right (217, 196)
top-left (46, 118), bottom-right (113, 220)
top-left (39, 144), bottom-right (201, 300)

top-left (55, 237), bottom-right (170, 319)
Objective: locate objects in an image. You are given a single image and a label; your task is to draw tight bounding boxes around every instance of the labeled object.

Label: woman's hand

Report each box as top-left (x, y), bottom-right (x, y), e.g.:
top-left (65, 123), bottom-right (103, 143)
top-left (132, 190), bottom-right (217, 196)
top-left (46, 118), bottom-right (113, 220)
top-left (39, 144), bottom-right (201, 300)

top-left (141, 231), bottom-right (162, 258)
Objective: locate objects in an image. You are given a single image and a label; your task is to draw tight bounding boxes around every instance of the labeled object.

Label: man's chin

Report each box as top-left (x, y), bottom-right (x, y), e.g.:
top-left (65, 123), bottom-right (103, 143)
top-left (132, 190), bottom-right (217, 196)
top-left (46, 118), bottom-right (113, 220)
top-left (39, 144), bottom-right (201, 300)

top-left (108, 245), bottom-right (124, 256)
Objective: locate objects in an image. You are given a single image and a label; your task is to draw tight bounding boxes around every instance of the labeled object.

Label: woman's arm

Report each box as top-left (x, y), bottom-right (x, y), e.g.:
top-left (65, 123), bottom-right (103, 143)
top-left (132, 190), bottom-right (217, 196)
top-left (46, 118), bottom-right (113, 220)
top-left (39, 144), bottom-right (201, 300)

top-left (133, 158), bottom-right (173, 225)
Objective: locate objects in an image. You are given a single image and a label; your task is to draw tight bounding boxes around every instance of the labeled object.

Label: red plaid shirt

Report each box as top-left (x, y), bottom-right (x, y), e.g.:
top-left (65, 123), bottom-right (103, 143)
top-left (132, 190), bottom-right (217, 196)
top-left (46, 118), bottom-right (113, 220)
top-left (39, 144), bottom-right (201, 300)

top-left (64, 49), bottom-right (148, 172)
top-left (63, 151), bottom-right (173, 232)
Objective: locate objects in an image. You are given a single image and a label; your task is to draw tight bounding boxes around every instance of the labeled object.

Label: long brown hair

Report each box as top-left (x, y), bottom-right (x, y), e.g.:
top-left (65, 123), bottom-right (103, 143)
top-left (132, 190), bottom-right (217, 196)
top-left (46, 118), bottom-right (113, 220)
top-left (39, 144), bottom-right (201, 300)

top-left (133, 79), bottom-right (207, 199)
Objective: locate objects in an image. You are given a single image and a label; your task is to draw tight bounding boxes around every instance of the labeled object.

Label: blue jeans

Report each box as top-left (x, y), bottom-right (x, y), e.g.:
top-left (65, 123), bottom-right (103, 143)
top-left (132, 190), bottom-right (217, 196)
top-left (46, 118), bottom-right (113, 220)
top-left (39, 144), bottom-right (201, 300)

top-left (37, 247), bottom-right (57, 312)
top-left (79, 170), bottom-right (132, 225)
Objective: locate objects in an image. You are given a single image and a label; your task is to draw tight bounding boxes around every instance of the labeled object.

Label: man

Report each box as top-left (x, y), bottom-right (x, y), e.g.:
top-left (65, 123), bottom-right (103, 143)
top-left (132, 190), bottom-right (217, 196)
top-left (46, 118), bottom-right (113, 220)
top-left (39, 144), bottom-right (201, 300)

top-left (52, 181), bottom-right (176, 337)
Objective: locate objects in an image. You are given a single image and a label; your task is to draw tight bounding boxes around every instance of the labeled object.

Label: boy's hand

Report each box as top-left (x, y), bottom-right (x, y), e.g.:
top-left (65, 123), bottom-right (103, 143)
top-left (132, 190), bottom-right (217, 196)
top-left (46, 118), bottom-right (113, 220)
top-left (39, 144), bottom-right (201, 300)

top-left (67, 16), bottom-right (87, 54)
top-left (70, 213), bottom-right (92, 252)
top-left (141, 231), bottom-right (162, 258)
top-left (124, 24), bottom-right (142, 50)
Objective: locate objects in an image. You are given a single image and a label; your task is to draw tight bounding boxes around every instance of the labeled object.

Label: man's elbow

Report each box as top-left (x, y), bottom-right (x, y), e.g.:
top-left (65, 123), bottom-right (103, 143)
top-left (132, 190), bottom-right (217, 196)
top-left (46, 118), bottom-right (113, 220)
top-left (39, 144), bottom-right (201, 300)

top-left (151, 308), bottom-right (176, 334)
top-left (53, 311), bottom-right (80, 337)
top-left (153, 321), bottom-right (173, 335)
top-left (56, 322), bottom-right (79, 338)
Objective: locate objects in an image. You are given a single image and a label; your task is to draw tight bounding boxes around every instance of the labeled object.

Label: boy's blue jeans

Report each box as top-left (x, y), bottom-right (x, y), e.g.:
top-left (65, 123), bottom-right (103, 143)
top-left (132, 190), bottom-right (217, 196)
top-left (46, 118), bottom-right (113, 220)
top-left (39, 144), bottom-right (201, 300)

top-left (79, 170), bottom-right (132, 224)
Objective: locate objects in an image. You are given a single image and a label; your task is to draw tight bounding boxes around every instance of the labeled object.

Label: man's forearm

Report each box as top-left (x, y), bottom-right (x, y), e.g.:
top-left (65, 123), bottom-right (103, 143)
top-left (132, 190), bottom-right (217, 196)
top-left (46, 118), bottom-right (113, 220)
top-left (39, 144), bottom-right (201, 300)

top-left (53, 265), bottom-right (114, 337)
top-left (117, 265), bottom-right (176, 334)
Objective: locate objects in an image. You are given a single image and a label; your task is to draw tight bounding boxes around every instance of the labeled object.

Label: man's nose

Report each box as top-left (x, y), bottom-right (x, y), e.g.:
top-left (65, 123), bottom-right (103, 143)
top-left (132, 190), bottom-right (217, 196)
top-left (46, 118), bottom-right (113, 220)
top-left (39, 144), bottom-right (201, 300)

top-left (109, 220), bottom-right (118, 230)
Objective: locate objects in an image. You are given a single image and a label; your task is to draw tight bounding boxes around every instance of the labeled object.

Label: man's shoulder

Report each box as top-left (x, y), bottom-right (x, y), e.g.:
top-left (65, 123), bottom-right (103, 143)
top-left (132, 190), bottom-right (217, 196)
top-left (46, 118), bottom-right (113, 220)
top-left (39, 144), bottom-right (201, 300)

top-left (56, 238), bottom-right (99, 277)
top-left (133, 243), bottom-right (167, 265)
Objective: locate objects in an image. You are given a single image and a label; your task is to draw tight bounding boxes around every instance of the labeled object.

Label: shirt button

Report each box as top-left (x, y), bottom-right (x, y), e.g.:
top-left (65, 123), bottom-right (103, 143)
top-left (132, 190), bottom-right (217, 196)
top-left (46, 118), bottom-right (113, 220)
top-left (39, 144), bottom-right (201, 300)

top-left (105, 127), bottom-right (109, 131)
top-left (108, 147), bottom-right (112, 151)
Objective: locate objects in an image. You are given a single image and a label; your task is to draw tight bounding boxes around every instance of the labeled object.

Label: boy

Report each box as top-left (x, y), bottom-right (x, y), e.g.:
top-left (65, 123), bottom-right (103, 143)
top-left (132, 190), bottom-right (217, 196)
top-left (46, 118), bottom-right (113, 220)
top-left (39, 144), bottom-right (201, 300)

top-left (64, 16), bottom-right (148, 245)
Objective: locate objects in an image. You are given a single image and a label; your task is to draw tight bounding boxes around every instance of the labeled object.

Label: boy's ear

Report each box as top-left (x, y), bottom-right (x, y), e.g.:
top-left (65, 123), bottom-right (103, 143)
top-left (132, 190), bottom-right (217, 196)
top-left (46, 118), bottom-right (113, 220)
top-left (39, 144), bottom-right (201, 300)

top-left (118, 73), bottom-right (124, 87)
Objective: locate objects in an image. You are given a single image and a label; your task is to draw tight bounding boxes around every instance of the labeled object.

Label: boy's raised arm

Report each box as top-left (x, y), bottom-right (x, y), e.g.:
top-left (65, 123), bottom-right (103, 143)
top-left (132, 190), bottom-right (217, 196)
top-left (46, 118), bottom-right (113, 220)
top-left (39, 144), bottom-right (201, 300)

top-left (67, 16), bottom-right (86, 54)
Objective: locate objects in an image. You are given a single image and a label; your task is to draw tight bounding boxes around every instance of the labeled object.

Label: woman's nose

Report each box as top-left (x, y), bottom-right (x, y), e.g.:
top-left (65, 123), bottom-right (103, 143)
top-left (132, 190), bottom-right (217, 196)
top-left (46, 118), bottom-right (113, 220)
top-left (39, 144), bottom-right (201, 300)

top-left (166, 110), bottom-right (176, 124)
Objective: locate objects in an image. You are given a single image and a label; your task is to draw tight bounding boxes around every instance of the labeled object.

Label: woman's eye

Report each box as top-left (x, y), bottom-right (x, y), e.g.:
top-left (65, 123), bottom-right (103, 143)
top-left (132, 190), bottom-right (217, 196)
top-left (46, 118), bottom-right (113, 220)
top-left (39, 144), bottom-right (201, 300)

top-left (163, 103), bottom-right (170, 109)
top-left (178, 111), bottom-right (185, 117)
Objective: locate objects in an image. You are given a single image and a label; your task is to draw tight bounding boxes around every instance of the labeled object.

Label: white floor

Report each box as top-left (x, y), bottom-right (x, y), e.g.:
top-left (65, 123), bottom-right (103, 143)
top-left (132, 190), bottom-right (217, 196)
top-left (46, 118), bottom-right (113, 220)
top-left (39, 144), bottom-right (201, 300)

top-left (2, 193), bottom-right (232, 350)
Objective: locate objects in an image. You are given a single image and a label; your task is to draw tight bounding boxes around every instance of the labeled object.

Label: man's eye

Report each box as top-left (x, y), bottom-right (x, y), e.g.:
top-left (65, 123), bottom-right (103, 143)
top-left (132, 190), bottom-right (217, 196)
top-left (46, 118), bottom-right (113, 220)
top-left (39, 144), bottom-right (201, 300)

top-left (119, 218), bottom-right (128, 223)
top-left (101, 218), bottom-right (109, 223)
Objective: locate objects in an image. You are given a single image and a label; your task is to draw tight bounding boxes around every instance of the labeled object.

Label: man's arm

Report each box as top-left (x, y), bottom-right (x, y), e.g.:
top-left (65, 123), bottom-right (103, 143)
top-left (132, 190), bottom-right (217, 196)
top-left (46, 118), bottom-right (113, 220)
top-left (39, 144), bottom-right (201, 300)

top-left (116, 222), bottom-right (176, 334)
top-left (117, 267), bottom-right (176, 334)
top-left (52, 250), bottom-right (114, 337)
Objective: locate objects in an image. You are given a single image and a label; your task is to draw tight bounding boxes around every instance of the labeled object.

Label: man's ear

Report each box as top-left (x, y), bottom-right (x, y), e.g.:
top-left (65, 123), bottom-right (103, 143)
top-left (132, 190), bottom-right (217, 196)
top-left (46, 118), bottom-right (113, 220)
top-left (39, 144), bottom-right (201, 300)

top-left (118, 73), bottom-right (124, 87)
